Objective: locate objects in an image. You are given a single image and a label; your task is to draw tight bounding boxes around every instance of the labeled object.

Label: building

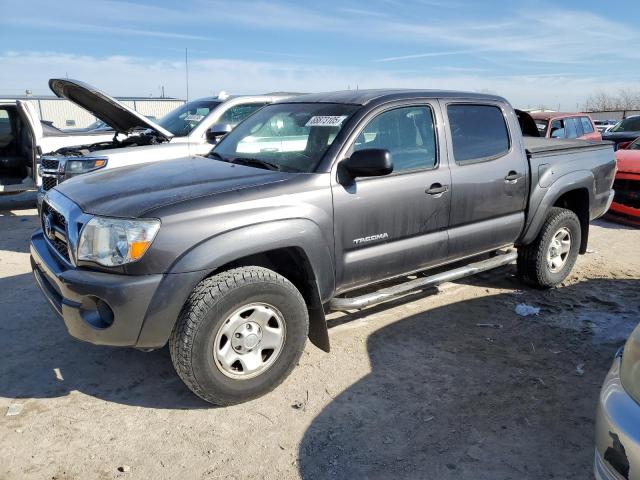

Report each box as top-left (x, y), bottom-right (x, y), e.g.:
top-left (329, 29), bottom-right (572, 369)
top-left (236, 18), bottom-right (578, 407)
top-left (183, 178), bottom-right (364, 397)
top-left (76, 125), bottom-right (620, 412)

top-left (0, 95), bottom-right (185, 129)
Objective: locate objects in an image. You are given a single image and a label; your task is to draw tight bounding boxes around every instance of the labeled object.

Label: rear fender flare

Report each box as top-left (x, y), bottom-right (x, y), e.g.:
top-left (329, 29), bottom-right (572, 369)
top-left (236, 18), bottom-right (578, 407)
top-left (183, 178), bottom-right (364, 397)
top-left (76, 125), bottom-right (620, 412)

top-left (519, 170), bottom-right (594, 246)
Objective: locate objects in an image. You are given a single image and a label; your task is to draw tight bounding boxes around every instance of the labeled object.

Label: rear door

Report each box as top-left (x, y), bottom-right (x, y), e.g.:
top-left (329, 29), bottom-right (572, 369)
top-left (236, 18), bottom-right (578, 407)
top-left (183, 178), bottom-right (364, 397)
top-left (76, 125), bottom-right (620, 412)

top-left (331, 101), bottom-right (451, 293)
top-left (442, 101), bottom-right (528, 259)
top-left (579, 116), bottom-right (601, 140)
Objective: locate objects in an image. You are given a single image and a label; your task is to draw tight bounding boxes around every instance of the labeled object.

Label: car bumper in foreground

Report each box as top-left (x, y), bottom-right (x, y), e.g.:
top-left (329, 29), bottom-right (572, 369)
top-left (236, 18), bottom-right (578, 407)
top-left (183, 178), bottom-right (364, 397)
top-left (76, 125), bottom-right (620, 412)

top-left (595, 356), bottom-right (640, 480)
top-left (30, 230), bottom-right (202, 348)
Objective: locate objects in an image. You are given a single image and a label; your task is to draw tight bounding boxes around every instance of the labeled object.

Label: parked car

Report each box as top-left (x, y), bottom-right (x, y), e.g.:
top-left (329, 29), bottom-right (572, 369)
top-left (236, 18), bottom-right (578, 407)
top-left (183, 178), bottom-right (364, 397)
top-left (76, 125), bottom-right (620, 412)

top-left (595, 322), bottom-right (640, 480)
top-left (31, 89), bottom-right (616, 405)
top-left (603, 115), bottom-right (640, 150)
top-left (531, 112), bottom-right (602, 141)
top-left (608, 137), bottom-right (640, 226)
top-left (0, 100), bottom-right (118, 194)
top-left (594, 119), bottom-right (619, 133)
top-left (38, 79), bottom-right (295, 195)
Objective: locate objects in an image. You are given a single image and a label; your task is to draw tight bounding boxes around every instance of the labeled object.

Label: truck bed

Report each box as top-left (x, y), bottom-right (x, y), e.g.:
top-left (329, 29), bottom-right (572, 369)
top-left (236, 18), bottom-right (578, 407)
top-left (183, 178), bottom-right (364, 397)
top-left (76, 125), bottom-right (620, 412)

top-left (523, 137), bottom-right (613, 156)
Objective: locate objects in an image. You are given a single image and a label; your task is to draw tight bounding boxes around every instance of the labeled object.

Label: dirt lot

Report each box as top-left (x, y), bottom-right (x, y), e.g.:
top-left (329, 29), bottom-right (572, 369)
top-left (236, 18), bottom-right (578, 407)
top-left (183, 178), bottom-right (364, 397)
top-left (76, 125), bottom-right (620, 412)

top-left (1, 192), bottom-right (639, 480)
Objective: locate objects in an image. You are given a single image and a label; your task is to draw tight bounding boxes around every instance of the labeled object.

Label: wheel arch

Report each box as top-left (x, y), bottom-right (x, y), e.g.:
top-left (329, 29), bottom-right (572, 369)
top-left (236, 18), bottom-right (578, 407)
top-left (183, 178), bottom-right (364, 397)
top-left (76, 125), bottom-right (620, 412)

top-left (552, 188), bottom-right (590, 253)
top-left (166, 220), bottom-right (334, 352)
top-left (519, 170), bottom-right (594, 252)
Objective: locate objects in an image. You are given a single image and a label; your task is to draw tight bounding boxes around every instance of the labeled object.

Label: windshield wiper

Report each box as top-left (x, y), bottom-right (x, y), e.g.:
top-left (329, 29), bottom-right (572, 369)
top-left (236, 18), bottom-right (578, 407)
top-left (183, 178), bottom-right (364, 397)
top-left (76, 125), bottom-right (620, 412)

top-left (230, 157), bottom-right (283, 171)
top-left (208, 151), bottom-right (229, 162)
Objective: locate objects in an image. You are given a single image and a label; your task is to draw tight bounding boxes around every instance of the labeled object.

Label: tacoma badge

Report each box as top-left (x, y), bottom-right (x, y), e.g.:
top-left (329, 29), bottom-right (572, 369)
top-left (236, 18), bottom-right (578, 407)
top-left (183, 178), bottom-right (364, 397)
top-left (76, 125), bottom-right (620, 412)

top-left (353, 233), bottom-right (389, 245)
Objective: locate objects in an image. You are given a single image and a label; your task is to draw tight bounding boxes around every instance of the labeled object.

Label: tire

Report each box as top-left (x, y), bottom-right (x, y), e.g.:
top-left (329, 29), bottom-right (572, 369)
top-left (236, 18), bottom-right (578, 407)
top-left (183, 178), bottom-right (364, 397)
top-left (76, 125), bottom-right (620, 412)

top-left (517, 207), bottom-right (581, 288)
top-left (169, 266), bottom-right (309, 406)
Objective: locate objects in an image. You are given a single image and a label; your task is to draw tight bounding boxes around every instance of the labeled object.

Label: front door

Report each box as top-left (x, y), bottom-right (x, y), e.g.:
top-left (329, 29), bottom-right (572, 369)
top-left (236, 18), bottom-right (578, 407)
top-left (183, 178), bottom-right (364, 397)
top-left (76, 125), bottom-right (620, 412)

top-left (332, 103), bottom-right (451, 293)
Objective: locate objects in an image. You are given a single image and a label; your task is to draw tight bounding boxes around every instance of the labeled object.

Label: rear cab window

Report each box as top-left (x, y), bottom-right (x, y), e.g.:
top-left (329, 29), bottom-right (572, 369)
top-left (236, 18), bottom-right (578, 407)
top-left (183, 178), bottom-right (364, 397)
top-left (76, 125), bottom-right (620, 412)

top-left (447, 104), bottom-right (510, 164)
top-left (580, 117), bottom-right (594, 134)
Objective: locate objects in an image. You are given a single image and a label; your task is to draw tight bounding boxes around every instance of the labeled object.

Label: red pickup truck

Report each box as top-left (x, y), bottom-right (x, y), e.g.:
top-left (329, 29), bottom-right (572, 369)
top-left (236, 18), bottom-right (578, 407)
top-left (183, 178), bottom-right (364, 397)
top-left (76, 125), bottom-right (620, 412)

top-left (531, 112), bottom-right (602, 141)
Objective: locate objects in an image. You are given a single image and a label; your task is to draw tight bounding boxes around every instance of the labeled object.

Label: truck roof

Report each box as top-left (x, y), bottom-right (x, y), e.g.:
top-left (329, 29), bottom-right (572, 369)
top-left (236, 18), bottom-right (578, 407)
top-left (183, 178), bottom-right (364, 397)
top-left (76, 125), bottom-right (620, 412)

top-left (530, 112), bottom-right (592, 121)
top-left (281, 89), bottom-right (507, 106)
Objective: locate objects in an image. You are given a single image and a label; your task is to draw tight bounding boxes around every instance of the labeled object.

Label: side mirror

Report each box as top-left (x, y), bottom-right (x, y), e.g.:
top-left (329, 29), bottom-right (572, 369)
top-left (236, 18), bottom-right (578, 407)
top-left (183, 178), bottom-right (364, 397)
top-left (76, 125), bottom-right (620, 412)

top-left (206, 123), bottom-right (233, 142)
top-left (340, 148), bottom-right (393, 183)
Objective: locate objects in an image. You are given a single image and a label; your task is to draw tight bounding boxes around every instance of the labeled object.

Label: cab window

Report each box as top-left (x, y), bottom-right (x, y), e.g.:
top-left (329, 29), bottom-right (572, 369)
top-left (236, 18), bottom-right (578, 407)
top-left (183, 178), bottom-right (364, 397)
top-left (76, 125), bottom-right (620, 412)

top-left (564, 118), bottom-right (579, 139)
top-left (354, 106), bottom-right (437, 171)
top-left (447, 104), bottom-right (510, 163)
top-left (580, 117), bottom-right (594, 134)
top-left (219, 103), bottom-right (267, 125)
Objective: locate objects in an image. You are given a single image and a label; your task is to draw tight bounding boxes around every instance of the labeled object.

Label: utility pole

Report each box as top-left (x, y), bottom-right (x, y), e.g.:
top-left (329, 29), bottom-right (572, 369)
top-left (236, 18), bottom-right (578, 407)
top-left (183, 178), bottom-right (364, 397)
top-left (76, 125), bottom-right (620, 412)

top-left (185, 48), bottom-right (190, 102)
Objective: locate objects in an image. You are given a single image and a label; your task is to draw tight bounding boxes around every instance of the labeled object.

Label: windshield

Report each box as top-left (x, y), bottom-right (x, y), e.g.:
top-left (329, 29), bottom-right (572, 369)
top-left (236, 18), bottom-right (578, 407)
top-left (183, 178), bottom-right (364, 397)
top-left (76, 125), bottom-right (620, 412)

top-left (157, 99), bottom-right (222, 136)
top-left (211, 103), bottom-right (359, 173)
top-left (534, 120), bottom-right (548, 136)
top-left (611, 116), bottom-right (640, 133)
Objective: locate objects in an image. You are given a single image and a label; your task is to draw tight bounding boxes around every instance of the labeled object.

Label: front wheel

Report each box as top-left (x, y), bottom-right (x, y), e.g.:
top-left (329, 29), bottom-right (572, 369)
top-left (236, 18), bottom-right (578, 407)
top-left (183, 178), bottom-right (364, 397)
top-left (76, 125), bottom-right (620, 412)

top-left (169, 266), bottom-right (309, 406)
top-left (517, 207), bottom-right (581, 288)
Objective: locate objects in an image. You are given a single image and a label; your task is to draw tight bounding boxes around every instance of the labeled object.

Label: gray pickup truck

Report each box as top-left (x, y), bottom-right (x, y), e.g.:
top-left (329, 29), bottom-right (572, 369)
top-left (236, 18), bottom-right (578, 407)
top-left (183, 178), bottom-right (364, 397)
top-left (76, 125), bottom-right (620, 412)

top-left (30, 89), bottom-right (616, 405)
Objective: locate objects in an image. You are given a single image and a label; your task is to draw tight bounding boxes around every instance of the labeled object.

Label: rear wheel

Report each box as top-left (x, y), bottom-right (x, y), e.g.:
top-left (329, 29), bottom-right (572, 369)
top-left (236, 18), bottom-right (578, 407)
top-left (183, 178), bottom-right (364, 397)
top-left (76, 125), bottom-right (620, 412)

top-left (169, 266), bottom-right (309, 406)
top-left (517, 207), bottom-right (581, 288)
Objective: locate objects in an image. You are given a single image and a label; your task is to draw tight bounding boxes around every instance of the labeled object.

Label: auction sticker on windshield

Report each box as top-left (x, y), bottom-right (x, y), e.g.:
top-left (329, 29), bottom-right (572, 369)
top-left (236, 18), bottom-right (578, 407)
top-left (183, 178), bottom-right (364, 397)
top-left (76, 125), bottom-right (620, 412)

top-left (184, 114), bottom-right (205, 122)
top-left (306, 116), bottom-right (348, 127)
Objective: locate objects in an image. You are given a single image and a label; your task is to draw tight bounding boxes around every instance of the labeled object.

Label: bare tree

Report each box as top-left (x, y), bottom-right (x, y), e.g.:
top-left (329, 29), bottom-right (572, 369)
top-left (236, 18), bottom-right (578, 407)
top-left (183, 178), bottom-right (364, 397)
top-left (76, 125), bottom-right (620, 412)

top-left (585, 88), bottom-right (640, 111)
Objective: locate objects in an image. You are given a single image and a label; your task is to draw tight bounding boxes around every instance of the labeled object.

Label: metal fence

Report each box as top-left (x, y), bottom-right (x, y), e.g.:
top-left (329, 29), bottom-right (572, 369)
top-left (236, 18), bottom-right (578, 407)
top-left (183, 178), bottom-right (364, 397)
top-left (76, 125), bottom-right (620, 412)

top-left (587, 110), bottom-right (640, 122)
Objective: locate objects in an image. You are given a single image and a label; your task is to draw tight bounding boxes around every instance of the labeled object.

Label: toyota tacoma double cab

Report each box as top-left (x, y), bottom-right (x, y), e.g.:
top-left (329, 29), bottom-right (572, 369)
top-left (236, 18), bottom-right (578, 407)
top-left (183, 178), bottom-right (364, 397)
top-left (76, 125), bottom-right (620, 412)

top-left (31, 89), bottom-right (616, 405)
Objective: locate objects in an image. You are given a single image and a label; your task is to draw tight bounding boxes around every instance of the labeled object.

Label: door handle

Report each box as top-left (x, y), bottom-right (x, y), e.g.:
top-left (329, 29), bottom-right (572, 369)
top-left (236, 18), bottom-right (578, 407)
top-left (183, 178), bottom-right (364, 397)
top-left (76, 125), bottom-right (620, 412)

top-left (426, 183), bottom-right (449, 195)
top-left (504, 171), bottom-right (523, 183)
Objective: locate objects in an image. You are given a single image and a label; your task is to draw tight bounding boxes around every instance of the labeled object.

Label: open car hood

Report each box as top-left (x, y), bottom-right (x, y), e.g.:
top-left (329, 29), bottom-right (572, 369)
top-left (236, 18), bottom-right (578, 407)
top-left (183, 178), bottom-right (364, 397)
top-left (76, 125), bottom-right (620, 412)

top-left (49, 78), bottom-right (173, 140)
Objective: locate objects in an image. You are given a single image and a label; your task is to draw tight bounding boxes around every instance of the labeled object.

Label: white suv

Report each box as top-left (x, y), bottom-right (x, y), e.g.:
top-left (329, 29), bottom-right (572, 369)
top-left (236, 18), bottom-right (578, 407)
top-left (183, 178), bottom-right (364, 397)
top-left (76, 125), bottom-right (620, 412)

top-left (39, 79), bottom-right (296, 194)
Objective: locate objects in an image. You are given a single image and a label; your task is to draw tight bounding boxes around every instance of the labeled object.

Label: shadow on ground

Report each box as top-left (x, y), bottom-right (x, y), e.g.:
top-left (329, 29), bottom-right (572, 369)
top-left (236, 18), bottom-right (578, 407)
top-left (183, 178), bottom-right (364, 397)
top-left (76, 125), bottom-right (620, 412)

top-left (299, 278), bottom-right (640, 480)
top-left (0, 272), bottom-right (209, 409)
top-left (0, 191), bottom-right (37, 213)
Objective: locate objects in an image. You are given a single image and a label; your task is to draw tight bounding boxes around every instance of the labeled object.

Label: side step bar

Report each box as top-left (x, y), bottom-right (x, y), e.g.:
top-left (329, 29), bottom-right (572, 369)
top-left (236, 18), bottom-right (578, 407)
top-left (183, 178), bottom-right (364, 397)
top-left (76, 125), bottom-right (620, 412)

top-left (329, 250), bottom-right (518, 311)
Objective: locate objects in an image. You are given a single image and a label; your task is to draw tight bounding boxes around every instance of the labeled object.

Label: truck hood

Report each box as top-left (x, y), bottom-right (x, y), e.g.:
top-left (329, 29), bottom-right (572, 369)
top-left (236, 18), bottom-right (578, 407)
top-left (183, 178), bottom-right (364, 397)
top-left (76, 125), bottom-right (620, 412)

top-left (615, 149), bottom-right (640, 174)
top-left (602, 131), bottom-right (640, 143)
top-left (49, 78), bottom-right (174, 140)
top-left (54, 155), bottom-right (292, 217)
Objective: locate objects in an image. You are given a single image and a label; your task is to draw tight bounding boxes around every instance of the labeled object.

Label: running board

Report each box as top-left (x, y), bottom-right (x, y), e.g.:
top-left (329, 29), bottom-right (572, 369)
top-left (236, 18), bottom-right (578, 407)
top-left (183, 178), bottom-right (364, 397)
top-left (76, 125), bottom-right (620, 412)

top-left (329, 250), bottom-right (518, 311)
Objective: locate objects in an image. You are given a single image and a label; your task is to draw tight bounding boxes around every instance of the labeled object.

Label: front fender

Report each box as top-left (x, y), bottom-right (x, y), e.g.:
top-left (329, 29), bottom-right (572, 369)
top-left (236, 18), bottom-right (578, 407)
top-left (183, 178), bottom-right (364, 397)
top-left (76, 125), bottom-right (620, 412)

top-left (519, 169), bottom-right (594, 246)
top-left (169, 218), bottom-right (335, 302)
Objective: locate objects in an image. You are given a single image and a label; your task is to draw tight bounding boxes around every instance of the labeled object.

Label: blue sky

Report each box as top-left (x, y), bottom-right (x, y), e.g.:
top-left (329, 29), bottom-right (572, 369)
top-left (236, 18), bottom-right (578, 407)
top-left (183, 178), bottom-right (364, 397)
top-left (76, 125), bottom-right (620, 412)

top-left (1, 0), bottom-right (639, 109)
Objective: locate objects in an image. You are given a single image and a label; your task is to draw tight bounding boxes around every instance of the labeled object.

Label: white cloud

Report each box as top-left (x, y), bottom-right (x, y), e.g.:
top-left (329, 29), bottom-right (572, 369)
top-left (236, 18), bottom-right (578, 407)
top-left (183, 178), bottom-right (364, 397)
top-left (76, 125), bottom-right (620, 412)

top-left (2, 50), bottom-right (637, 110)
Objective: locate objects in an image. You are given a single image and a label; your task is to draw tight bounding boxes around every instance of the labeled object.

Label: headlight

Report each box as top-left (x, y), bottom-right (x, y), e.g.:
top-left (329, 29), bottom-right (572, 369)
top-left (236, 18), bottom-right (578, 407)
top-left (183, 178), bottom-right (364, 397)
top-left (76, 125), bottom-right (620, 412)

top-left (620, 323), bottom-right (640, 404)
top-left (77, 217), bottom-right (160, 266)
top-left (65, 158), bottom-right (107, 178)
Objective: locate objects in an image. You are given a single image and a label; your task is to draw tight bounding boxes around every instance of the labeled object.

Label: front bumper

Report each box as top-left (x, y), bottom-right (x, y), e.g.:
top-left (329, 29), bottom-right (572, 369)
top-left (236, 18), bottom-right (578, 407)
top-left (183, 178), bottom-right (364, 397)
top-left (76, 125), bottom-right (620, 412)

top-left (608, 173), bottom-right (640, 226)
top-left (595, 356), bottom-right (640, 480)
top-left (31, 230), bottom-right (164, 346)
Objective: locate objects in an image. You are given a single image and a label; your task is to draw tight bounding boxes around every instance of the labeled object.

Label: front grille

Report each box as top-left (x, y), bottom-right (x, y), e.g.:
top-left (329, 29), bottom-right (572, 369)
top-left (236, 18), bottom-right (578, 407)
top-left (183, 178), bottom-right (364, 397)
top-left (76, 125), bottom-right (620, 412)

top-left (41, 201), bottom-right (70, 262)
top-left (41, 158), bottom-right (60, 170)
top-left (613, 179), bottom-right (640, 209)
top-left (42, 176), bottom-right (58, 191)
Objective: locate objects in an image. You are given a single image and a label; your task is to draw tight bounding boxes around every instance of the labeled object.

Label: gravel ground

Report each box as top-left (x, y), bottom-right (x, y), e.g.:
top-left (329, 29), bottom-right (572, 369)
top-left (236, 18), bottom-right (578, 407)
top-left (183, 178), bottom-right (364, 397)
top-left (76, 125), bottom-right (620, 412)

top-left (1, 192), bottom-right (639, 480)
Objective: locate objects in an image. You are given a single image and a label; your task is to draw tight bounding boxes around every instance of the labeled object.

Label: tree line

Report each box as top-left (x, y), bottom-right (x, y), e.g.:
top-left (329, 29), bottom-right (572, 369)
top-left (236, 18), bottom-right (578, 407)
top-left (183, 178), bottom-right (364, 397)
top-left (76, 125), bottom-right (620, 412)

top-left (584, 88), bottom-right (640, 111)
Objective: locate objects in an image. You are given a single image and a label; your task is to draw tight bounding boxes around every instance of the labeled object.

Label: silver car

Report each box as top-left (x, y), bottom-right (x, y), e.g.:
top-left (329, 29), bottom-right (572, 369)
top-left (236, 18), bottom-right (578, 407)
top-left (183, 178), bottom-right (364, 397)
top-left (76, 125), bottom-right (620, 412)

top-left (595, 324), bottom-right (640, 479)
